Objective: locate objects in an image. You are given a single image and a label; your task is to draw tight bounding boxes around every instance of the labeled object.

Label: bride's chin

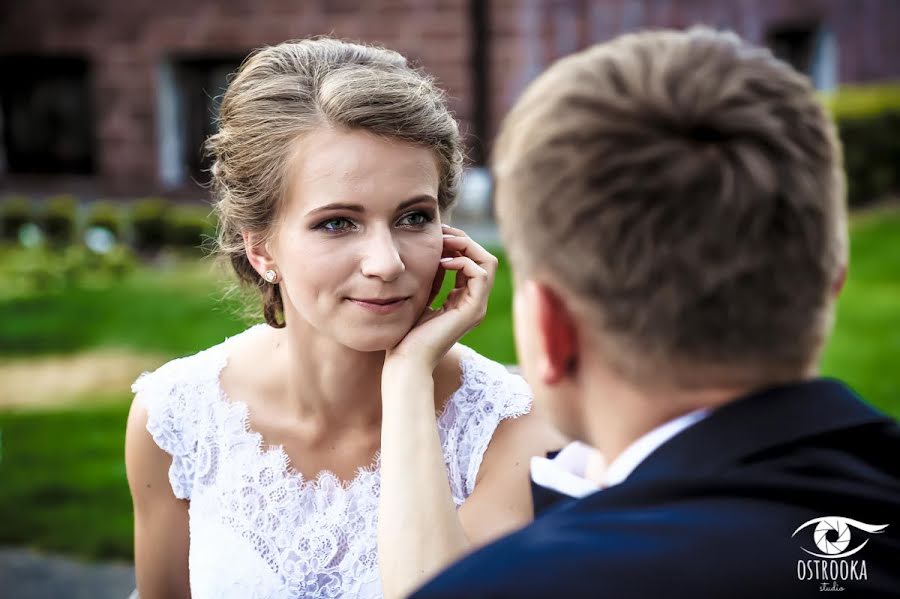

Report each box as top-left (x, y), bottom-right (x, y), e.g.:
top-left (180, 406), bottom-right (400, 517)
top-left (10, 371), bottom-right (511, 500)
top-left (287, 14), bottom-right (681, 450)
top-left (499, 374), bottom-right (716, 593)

top-left (338, 329), bottom-right (411, 353)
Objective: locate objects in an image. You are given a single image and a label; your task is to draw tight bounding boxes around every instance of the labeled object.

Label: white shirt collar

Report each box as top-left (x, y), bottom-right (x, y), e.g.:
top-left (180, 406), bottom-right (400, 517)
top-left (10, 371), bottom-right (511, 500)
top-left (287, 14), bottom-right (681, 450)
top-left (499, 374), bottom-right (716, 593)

top-left (530, 441), bottom-right (601, 498)
top-left (603, 408), bottom-right (710, 488)
top-left (529, 409), bottom-right (711, 497)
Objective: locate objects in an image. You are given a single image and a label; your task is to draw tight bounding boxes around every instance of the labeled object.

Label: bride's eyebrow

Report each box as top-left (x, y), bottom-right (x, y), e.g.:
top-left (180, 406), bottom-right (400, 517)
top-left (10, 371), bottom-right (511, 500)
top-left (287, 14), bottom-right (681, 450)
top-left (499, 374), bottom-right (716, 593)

top-left (306, 202), bottom-right (365, 216)
top-left (305, 195), bottom-right (437, 217)
top-left (396, 195), bottom-right (438, 211)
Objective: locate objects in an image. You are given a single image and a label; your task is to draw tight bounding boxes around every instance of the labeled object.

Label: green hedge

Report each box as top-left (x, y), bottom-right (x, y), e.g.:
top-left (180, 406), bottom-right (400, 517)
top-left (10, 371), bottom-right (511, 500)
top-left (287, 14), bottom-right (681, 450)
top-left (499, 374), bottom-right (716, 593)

top-left (39, 195), bottom-right (79, 247)
top-left (825, 83), bottom-right (900, 120)
top-left (166, 204), bottom-right (217, 251)
top-left (0, 195), bottom-right (31, 242)
top-left (129, 198), bottom-right (216, 253)
top-left (130, 197), bottom-right (172, 252)
top-left (825, 83), bottom-right (900, 207)
top-left (86, 200), bottom-right (126, 240)
top-left (2, 196), bottom-right (217, 256)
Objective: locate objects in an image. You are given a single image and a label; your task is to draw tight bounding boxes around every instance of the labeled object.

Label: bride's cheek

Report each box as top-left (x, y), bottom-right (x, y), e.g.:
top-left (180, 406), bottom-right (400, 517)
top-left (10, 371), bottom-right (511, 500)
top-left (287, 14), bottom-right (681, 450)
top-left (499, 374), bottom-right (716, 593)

top-left (403, 237), bottom-right (441, 282)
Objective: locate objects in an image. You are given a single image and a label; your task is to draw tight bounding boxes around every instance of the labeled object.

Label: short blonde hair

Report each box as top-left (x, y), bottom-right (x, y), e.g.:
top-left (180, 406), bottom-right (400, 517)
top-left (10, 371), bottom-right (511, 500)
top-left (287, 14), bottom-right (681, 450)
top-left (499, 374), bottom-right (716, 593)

top-left (206, 37), bottom-right (463, 327)
top-left (494, 28), bottom-right (847, 389)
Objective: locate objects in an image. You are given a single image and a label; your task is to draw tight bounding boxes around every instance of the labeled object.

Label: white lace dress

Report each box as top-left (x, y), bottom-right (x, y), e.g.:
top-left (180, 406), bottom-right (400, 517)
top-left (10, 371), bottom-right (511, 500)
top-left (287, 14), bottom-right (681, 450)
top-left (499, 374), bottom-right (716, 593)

top-left (132, 324), bottom-right (532, 599)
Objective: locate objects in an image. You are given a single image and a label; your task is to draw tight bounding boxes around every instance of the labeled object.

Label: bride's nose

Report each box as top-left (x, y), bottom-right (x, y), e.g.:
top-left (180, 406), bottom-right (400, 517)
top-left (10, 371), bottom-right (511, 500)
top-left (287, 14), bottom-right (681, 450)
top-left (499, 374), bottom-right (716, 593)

top-left (360, 226), bottom-right (405, 281)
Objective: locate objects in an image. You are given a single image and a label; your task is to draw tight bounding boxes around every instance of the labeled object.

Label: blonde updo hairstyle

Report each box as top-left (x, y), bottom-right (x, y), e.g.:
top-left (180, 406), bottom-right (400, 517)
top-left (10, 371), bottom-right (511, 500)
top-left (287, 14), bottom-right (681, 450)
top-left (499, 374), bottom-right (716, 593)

top-left (206, 38), bottom-right (463, 328)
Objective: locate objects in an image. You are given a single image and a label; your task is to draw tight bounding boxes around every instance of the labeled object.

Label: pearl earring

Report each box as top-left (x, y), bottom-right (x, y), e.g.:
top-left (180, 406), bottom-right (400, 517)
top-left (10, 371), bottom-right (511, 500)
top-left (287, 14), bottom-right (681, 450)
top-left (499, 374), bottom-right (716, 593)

top-left (264, 269), bottom-right (278, 284)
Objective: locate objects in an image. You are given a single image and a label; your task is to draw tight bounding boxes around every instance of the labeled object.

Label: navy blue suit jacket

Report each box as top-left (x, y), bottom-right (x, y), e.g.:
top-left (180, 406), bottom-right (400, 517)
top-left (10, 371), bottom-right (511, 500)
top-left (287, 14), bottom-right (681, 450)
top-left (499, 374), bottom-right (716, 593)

top-left (411, 380), bottom-right (900, 598)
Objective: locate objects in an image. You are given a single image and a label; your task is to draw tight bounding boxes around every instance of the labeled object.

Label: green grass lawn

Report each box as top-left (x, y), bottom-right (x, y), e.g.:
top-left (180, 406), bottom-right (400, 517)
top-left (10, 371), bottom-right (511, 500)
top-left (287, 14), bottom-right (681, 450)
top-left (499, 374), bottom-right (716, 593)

top-left (0, 400), bottom-right (133, 560)
top-left (0, 252), bottom-right (517, 362)
top-left (0, 255), bottom-right (250, 357)
top-left (820, 207), bottom-right (900, 409)
top-left (1, 208), bottom-right (898, 561)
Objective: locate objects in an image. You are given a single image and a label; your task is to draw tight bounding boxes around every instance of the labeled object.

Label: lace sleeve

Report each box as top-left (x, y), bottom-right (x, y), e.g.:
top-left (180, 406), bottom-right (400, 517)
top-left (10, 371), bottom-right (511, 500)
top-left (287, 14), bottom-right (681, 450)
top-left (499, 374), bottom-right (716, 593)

top-left (439, 349), bottom-right (533, 506)
top-left (132, 361), bottom-right (200, 500)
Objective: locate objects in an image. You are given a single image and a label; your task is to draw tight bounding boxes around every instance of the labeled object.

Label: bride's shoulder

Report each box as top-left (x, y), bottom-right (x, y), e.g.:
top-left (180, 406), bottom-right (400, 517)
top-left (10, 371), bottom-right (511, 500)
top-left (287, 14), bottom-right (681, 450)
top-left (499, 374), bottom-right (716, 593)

top-left (435, 345), bottom-right (549, 503)
top-left (451, 344), bottom-right (530, 391)
top-left (437, 344), bottom-right (532, 410)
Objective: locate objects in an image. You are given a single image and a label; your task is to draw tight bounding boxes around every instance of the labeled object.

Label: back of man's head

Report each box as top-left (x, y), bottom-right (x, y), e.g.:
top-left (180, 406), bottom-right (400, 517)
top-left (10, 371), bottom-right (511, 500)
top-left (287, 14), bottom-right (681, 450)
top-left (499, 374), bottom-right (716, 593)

top-left (494, 28), bottom-right (847, 391)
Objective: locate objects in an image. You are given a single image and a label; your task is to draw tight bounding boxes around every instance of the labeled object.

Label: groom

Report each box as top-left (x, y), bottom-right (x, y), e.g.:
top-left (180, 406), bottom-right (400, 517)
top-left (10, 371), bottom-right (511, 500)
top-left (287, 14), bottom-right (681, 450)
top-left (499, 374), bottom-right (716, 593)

top-left (411, 28), bottom-right (900, 598)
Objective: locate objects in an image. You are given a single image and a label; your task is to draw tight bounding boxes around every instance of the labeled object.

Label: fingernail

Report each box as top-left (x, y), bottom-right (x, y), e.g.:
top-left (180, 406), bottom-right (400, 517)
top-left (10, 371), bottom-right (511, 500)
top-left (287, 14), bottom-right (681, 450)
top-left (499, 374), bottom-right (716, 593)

top-left (441, 224), bottom-right (452, 229)
top-left (440, 257), bottom-right (454, 262)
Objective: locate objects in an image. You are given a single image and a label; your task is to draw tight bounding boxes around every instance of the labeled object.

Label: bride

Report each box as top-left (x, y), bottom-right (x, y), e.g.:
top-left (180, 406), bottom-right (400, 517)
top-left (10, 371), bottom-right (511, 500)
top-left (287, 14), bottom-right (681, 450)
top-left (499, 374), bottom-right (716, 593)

top-left (125, 38), bottom-right (562, 599)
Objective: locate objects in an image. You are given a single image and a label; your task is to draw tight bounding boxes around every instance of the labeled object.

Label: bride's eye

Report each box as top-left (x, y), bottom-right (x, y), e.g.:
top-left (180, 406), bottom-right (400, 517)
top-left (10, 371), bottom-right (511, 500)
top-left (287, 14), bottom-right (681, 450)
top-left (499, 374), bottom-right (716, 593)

top-left (398, 211), bottom-right (433, 227)
top-left (315, 217), bottom-right (356, 233)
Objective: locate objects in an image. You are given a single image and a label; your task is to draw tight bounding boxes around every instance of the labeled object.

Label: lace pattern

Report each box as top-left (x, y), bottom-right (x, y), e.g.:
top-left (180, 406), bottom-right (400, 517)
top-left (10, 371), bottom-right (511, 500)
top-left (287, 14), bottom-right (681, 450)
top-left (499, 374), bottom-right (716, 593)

top-left (132, 347), bottom-right (222, 500)
top-left (437, 346), bottom-right (532, 504)
top-left (132, 325), bottom-right (532, 598)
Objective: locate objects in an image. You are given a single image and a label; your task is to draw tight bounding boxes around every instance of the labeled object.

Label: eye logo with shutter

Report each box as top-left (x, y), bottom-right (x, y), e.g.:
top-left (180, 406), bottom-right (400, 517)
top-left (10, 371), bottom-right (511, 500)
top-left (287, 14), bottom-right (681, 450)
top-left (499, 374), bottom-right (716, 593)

top-left (793, 516), bottom-right (889, 591)
top-left (792, 516), bottom-right (888, 559)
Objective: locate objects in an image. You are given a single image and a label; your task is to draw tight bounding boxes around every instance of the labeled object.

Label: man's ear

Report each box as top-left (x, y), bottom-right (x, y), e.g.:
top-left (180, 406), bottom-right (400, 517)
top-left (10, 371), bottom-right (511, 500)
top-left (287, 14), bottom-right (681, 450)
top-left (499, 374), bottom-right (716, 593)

top-left (832, 264), bottom-right (848, 298)
top-left (242, 230), bottom-right (276, 276)
top-left (526, 279), bottom-right (579, 386)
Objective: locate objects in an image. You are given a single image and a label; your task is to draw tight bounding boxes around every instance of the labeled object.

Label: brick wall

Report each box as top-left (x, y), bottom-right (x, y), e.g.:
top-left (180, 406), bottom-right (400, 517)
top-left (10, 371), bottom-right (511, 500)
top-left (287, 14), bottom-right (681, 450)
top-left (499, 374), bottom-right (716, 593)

top-left (486, 0), bottom-right (900, 146)
top-left (1, 0), bottom-right (897, 196)
top-left (0, 0), bottom-right (474, 194)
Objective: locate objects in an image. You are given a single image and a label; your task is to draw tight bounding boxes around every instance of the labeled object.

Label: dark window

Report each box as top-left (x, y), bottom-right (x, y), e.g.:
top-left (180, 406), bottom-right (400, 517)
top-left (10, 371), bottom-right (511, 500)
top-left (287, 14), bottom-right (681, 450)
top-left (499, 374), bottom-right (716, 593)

top-left (766, 24), bottom-right (818, 75)
top-left (174, 57), bottom-right (243, 184)
top-left (0, 55), bottom-right (94, 174)
top-left (469, 0), bottom-right (490, 165)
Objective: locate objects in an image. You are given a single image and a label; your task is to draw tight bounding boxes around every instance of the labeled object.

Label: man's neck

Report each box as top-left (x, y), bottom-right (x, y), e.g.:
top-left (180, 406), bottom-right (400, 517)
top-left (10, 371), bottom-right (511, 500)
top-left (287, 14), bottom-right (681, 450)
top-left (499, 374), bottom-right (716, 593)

top-left (580, 374), bottom-right (751, 467)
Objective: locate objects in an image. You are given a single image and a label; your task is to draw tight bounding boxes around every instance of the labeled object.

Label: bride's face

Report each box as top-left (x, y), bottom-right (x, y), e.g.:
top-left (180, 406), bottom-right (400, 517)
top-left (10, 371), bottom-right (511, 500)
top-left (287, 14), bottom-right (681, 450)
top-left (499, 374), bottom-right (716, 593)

top-left (269, 127), bottom-right (443, 351)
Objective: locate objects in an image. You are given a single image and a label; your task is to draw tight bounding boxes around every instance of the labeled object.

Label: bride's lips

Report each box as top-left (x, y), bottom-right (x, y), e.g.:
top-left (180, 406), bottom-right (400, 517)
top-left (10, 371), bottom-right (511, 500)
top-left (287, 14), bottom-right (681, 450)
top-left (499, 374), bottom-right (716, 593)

top-left (347, 297), bottom-right (410, 314)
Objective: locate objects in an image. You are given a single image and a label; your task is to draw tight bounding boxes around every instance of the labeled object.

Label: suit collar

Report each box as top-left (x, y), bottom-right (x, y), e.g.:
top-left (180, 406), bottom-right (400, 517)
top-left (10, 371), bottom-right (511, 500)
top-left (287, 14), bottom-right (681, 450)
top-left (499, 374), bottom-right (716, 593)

top-left (625, 378), bottom-right (889, 485)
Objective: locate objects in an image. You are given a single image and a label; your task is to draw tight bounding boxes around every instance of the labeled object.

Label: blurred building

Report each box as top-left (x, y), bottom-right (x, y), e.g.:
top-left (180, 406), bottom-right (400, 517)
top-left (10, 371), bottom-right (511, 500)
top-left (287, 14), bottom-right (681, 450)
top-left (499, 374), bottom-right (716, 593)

top-left (1, 0), bottom-right (898, 200)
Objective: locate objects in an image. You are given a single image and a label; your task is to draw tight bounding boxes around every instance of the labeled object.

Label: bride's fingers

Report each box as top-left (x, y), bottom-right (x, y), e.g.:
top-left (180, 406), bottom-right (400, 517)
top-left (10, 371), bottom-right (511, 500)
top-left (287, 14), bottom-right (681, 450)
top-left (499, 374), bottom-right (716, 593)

top-left (441, 232), bottom-right (498, 276)
top-left (440, 223), bottom-right (465, 237)
top-left (438, 255), bottom-right (490, 308)
top-left (445, 286), bottom-right (466, 304)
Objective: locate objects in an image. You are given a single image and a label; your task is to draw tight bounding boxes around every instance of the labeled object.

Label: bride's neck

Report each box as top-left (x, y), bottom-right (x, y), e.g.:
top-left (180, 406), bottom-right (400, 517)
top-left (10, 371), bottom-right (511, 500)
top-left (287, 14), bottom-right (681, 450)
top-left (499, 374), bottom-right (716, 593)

top-left (270, 323), bottom-right (386, 431)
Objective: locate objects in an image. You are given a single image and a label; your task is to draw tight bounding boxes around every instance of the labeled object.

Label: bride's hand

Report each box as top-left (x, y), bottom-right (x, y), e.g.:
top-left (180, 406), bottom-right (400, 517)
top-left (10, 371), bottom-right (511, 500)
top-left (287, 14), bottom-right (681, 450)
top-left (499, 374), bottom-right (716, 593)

top-left (384, 224), bottom-right (498, 372)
